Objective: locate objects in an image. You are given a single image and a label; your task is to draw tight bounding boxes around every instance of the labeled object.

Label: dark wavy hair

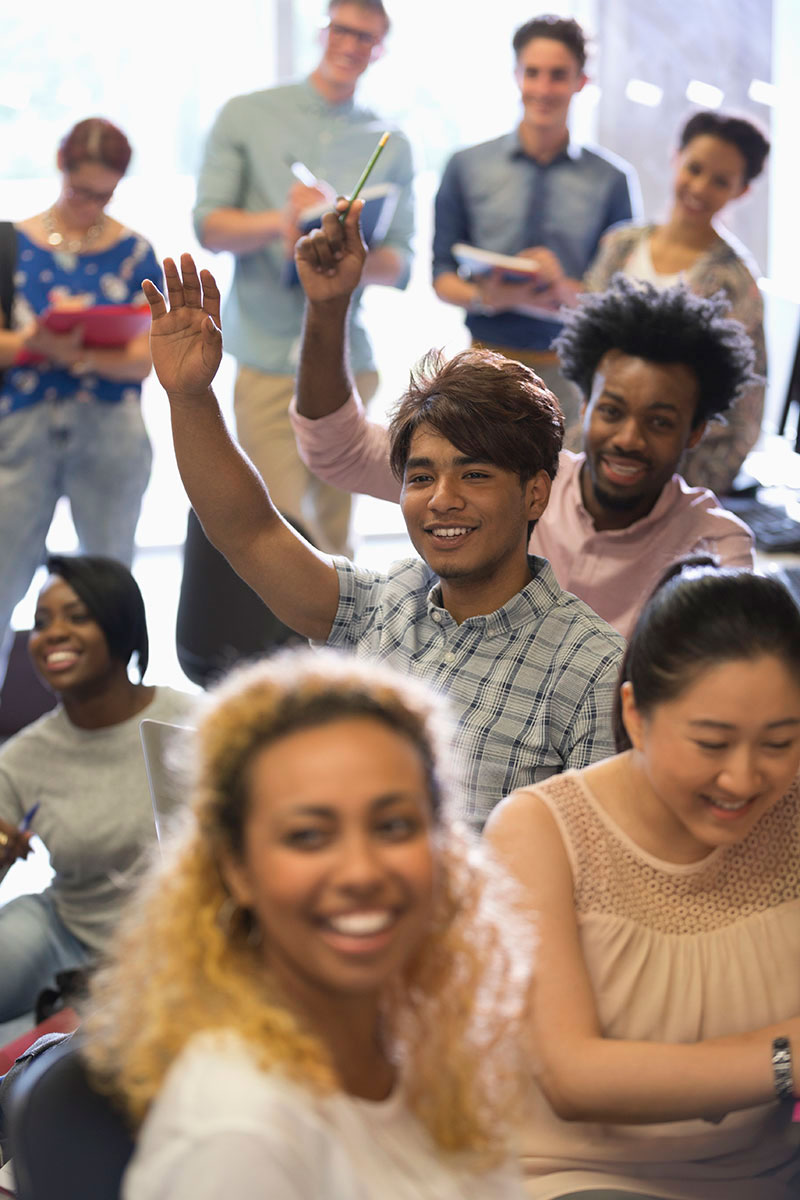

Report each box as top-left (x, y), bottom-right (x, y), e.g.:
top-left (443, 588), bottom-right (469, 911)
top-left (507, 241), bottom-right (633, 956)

top-left (679, 111), bottom-right (770, 184)
top-left (553, 275), bottom-right (756, 428)
top-left (388, 347), bottom-right (564, 484)
top-left (45, 554), bottom-right (149, 680)
top-left (512, 14), bottom-right (587, 69)
top-left (614, 561), bottom-right (800, 751)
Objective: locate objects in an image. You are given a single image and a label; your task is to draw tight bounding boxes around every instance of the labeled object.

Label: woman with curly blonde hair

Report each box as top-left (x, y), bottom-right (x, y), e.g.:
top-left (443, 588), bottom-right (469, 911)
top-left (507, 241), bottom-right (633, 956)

top-left (84, 648), bottom-right (533, 1199)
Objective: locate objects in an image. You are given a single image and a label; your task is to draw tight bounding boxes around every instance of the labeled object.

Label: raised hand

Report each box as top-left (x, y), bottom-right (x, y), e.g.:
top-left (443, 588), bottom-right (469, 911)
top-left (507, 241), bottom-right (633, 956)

top-left (294, 200), bottom-right (367, 305)
top-left (142, 254), bottom-right (223, 397)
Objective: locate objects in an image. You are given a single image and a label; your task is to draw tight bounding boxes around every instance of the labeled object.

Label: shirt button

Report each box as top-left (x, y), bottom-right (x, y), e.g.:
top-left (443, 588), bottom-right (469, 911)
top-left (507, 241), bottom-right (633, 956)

top-left (443, 651), bottom-right (456, 664)
top-left (432, 612), bottom-right (441, 622)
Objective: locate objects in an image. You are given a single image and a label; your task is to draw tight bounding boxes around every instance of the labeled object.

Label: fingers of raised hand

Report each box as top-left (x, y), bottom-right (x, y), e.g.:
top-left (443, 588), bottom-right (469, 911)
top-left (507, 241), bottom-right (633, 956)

top-left (141, 278), bottom-right (166, 318)
top-left (199, 269), bottom-right (222, 326)
top-left (162, 256), bottom-right (186, 311)
top-left (301, 225), bottom-right (342, 274)
top-left (179, 253), bottom-right (204, 307)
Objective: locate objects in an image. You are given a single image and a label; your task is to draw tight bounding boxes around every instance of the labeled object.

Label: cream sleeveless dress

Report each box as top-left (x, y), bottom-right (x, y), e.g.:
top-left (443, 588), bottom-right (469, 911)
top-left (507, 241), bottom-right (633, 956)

top-left (517, 770), bottom-right (800, 1199)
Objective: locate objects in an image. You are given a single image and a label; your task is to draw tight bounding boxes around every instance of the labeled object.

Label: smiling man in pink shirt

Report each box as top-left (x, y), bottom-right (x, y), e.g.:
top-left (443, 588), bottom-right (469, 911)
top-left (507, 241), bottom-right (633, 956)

top-left (290, 275), bottom-right (755, 637)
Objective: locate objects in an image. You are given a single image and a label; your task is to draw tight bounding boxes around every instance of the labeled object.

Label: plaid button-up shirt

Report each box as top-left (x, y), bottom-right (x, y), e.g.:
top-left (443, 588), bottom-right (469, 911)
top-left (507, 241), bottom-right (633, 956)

top-left (326, 555), bottom-right (625, 828)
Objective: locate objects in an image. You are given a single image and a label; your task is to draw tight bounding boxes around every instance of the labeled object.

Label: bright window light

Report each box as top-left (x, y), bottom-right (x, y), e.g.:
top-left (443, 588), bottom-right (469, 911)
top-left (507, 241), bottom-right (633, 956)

top-left (748, 78), bottom-right (777, 106)
top-left (625, 79), bottom-right (663, 107)
top-left (685, 80), bottom-right (724, 108)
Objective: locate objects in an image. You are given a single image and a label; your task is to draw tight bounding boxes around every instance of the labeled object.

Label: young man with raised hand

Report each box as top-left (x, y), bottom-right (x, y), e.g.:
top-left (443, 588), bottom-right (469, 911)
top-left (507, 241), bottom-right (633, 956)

top-left (291, 275), bottom-right (755, 639)
top-left (141, 206), bottom-right (623, 830)
top-left (431, 14), bottom-right (640, 425)
top-left (193, 0), bottom-right (413, 556)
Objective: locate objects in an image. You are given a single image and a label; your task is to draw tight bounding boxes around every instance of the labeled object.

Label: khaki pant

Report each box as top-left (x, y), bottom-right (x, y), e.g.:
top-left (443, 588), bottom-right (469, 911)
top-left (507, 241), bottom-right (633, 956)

top-left (234, 365), bottom-right (379, 556)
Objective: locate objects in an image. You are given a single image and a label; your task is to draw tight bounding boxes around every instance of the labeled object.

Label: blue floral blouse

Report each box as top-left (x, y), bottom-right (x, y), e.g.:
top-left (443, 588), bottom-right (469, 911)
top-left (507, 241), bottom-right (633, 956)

top-left (1, 229), bottom-right (162, 417)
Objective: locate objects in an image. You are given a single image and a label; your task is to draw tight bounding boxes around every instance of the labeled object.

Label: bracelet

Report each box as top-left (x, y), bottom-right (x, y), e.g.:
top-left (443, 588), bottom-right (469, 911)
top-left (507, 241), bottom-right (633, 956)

top-left (772, 1036), bottom-right (795, 1101)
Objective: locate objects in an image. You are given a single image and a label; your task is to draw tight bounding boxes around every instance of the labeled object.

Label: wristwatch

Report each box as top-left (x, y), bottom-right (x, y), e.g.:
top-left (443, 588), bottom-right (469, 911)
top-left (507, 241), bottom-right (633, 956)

top-left (772, 1036), bottom-right (795, 1101)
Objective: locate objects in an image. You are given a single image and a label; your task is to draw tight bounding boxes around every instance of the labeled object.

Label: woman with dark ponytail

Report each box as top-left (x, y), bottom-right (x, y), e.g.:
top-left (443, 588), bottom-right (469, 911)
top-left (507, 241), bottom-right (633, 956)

top-left (488, 562), bottom-right (800, 1198)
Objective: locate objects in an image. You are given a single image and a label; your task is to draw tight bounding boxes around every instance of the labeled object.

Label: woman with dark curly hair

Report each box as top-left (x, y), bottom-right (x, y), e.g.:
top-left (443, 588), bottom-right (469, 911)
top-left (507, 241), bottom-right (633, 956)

top-left (85, 648), bottom-right (534, 1199)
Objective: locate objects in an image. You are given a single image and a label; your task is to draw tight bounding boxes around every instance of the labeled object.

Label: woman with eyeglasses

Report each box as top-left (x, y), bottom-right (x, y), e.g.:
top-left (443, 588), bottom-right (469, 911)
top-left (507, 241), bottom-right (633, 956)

top-left (0, 117), bottom-right (160, 650)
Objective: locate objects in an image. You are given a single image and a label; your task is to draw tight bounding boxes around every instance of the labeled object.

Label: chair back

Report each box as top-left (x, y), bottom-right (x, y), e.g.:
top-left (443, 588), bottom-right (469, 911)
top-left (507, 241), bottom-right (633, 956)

top-left (7, 1036), bottom-right (134, 1200)
top-left (0, 632), bottom-right (56, 741)
top-left (175, 508), bottom-right (306, 688)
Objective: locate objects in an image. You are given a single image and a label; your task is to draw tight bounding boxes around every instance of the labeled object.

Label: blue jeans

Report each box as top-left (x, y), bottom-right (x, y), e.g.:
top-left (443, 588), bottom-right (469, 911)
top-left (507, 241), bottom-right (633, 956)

top-left (0, 890), bottom-right (93, 1044)
top-left (0, 395), bottom-right (152, 640)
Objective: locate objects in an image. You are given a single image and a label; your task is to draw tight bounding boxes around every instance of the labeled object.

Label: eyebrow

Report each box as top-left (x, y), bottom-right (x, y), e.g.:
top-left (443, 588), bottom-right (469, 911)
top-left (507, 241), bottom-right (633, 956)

top-left (688, 718), bottom-right (800, 731)
top-left (601, 389), bottom-right (681, 414)
top-left (405, 454), bottom-right (491, 470)
top-left (284, 793), bottom-right (422, 819)
top-left (34, 600), bottom-right (88, 616)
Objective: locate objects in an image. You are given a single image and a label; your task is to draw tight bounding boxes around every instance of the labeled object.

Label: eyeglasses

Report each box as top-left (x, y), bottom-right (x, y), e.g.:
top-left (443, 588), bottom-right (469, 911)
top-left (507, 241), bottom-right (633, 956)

top-left (324, 20), bottom-right (382, 48)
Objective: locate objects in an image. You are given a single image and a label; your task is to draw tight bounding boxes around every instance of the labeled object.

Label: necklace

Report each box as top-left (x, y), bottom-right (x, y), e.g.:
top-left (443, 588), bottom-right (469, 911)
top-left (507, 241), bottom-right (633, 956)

top-left (43, 206), bottom-right (107, 253)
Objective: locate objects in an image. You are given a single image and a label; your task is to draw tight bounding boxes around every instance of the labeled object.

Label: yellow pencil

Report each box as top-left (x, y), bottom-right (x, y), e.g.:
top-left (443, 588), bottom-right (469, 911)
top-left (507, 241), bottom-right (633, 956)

top-left (339, 132), bottom-right (390, 222)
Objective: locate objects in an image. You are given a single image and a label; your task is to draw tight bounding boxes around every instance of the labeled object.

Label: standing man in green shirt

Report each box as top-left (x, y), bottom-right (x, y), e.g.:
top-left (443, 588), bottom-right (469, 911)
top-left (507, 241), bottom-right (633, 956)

top-left (193, 0), bottom-right (414, 554)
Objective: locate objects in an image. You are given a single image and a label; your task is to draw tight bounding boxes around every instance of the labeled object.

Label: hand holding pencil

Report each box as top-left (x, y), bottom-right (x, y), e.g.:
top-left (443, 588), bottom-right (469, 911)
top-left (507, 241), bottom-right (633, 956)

top-left (295, 200), bottom-right (368, 305)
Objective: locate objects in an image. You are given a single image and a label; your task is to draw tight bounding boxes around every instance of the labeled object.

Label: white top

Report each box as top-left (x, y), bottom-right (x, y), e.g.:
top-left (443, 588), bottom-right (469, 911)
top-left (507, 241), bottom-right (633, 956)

top-left (625, 234), bottom-right (683, 289)
top-left (123, 1033), bottom-right (525, 1200)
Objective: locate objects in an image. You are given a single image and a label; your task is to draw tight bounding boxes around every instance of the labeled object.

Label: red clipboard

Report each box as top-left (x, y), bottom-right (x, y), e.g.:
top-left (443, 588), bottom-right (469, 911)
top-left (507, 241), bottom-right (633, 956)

top-left (40, 304), bottom-right (151, 347)
top-left (14, 304), bottom-right (152, 366)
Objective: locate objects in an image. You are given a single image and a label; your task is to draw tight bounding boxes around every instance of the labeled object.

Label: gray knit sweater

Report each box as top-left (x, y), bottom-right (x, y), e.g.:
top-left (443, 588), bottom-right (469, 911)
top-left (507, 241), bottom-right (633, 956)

top-left (0, 688), bottom-right (195, 952)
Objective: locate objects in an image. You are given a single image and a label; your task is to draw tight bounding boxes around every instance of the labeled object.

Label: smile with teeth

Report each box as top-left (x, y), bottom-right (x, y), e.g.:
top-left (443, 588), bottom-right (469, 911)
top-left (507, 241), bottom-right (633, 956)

top-left (602, 456), bottom-right (648, 484)
top-left (426, 526), bottom-right (473, 538)
top-left (324, 910), bottom-right (395, 936)
top-left (44, 649), bottom-right (80, 668)
top-left (705, 795), bottom-right (754, 814)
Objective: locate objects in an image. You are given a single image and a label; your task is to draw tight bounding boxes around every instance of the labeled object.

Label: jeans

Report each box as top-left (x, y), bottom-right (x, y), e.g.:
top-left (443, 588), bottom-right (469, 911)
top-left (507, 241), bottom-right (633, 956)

top-left (0, 890), bottom-right (92, 1044)
top-left (0, 394), bottom-right (152, 642)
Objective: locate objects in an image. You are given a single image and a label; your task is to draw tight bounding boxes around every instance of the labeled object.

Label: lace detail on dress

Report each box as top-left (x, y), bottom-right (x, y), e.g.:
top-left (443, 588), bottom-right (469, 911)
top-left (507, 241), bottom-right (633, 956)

top-left (537, 772), bottom-right (800, 935)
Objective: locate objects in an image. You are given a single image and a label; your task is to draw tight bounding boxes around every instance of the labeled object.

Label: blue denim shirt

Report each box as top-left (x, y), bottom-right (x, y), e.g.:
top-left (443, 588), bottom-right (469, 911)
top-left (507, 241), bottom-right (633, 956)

top-left (433, 131), bottom-right (640, 351)
top-left (193, 78), bottom-right (415, 376)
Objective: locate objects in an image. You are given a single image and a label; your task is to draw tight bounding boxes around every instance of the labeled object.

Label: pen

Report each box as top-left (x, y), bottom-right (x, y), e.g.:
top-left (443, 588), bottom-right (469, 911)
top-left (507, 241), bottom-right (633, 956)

top-left (288, 159), bottom-right (319, 188)
top-left (19, 802), bottom-right (40, 833)
top-left (339, 131), bottom-right (390, 223)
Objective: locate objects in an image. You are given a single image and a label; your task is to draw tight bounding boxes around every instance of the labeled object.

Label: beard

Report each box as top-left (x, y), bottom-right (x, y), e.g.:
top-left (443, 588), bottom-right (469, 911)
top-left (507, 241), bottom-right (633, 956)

top-left (590, 479), bottom-right (648, 512)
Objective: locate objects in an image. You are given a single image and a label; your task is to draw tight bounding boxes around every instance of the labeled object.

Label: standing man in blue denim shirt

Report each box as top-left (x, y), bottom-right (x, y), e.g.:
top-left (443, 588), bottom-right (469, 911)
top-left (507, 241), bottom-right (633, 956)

top-left (432, 15), bottom-right (640, 425)
top-left (193, 0), bottom-right (414, 555)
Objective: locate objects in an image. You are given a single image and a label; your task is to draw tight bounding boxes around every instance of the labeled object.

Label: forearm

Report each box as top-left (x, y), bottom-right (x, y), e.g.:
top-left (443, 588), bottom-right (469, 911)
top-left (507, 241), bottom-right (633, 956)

top-left (70, 341), bottom-right (152, 383)
top-left (199, 208), bottom-right (286, 255)
top-left (433, 270), bottom-right (482, 312)
top-left (295, 297), bottom-right (353, 419)
top-left (540, 1022), bottom-right (793, 1125)
top-left (168, 385), bottom-right (282, 557)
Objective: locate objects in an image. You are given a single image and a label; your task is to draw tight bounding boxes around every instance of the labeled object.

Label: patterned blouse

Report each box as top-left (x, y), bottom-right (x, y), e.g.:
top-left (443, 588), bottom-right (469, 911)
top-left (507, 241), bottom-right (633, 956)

top-left (1, 229), bottom-right (161, 417)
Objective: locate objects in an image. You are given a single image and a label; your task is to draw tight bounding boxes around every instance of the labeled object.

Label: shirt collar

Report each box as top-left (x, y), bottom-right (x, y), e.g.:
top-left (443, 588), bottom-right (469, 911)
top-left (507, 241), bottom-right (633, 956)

top-left (301, 74), bottom-right (357, 116)
top-left (425, 556), bottom-right (563, 634)
top-left (508, 129), bottom-right (581, 166)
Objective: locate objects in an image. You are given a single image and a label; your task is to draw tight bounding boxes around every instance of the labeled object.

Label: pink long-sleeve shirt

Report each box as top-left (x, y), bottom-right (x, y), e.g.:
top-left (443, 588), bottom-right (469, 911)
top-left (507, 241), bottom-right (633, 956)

top-left (289, 394), bottom-right (755, 638)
